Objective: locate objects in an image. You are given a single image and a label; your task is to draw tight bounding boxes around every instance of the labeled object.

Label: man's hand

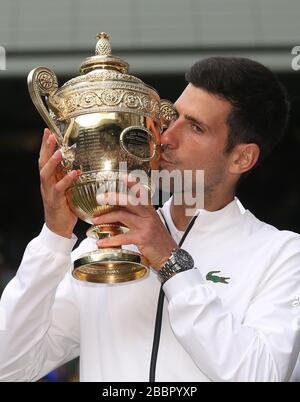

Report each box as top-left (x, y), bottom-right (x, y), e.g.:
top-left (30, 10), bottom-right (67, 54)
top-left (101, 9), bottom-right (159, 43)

top-left (39, 128), bottom-right (79, 239)
top-left (92, 190), bottom-right (177, 270)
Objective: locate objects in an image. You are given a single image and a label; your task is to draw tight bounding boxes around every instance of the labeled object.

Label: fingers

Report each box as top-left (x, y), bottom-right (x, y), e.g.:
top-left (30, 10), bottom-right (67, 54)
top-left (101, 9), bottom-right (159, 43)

top-left (54, 170), bottom-right (78, 193)
top-left (122, 174), bottom-right (152, 201)
top-left (40, 142), bottom-right (79, 195)
top-left (39, 128), bottom-right (57, 170)
top-left (92, 210), bottom-right (138, 228)
top-left (40, 148), bottom-right (63, 185)
top-left (97, 232), bottom-right (136, 248)
top-left (96, 191), bottom-right (153, 216)
top-left (42, 167), bottom-right (79, 207)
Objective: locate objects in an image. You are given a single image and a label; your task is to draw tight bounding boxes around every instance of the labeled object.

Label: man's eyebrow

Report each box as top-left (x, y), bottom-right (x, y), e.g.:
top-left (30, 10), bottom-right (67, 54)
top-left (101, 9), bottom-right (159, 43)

top-left (184, 114), bottom-right (210, 131)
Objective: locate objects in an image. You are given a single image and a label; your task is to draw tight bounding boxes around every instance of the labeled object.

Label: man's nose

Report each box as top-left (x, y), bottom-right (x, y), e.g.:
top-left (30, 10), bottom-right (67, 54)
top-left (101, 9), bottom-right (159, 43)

top-left (161, 120), bottom-right (180, 149)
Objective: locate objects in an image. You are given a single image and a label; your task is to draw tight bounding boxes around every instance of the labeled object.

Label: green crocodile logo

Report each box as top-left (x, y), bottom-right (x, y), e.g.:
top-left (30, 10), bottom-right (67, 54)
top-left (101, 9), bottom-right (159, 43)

top-left (206, 271), bottom-right (230, 284)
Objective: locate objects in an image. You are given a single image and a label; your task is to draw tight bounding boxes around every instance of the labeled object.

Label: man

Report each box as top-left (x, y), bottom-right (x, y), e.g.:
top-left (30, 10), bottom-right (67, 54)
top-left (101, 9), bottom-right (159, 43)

top-left (0, 57), bottom-right (300, 382)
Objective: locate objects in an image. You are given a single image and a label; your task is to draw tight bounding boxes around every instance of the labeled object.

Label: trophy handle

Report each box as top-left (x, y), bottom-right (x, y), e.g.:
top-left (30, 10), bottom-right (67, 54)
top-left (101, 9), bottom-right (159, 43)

top-left (27, 66), bottom-right (63, 145)
top-left (159, 99), bottom-right (178, 130)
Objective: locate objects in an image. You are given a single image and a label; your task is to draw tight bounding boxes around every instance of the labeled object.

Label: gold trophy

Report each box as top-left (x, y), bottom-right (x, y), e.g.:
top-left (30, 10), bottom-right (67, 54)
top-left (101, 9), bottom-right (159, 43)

top-left (27, 32), bottom-right (176, 284)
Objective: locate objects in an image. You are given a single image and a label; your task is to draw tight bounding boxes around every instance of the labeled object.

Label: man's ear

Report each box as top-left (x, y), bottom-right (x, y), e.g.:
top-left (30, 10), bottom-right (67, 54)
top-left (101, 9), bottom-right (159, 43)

top-left (228, 143), bottom-right (260, 175)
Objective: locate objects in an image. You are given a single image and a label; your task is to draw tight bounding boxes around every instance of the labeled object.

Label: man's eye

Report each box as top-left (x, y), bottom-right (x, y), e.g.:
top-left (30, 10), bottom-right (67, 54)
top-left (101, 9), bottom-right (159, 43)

top-left (191, 124), bottom-right (203, 133)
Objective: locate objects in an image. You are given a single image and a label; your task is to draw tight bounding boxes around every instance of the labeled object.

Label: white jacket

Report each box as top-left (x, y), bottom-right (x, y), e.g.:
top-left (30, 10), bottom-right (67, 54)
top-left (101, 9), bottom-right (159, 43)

top-left (1, 198), bottom-right (300, 382)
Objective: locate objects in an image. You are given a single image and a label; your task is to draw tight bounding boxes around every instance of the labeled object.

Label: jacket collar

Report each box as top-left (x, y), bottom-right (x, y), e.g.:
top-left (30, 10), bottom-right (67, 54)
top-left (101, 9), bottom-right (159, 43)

top-left (161, 196), bottom-right (246, 234)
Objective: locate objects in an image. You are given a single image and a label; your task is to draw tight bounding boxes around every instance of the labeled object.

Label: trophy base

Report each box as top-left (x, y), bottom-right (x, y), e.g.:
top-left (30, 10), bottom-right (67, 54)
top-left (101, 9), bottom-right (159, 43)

top-left (72, 248), bottom-right (149, 283)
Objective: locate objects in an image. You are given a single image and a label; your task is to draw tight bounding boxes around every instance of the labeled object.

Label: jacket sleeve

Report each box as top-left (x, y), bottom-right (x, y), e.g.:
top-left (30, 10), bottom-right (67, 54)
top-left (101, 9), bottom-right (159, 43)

top-left (0, 225), bottom-right (80, 382)
top-left (163, 236), bottom-right (300, 382)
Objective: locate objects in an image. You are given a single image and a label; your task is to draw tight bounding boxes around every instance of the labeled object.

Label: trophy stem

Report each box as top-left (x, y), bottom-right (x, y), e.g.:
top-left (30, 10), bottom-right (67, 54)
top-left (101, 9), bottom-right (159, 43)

top-left (87, 223), bottom-right (127, 241)
top-left (72, 223), bottom-right (149, 283)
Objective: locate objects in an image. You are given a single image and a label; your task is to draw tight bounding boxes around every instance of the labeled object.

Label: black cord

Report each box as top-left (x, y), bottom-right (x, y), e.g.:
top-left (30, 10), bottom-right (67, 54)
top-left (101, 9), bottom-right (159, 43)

top-left (149, 284), bottom-right (164, 382)
top-left (149, 211), bottom-right (198, 382)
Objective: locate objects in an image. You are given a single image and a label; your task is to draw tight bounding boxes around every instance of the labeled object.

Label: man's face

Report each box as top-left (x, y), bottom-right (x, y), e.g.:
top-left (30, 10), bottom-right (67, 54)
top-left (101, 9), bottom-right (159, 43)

top-left (159, 83), bottom-right (233, 196)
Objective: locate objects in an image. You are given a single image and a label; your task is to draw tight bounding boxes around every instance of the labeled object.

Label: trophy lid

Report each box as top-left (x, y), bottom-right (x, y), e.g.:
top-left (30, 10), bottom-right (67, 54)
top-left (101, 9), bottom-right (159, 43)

top-left (47, 32), bottom-right (161, 123)
top-left (79, 32), bottom-right (129, 75)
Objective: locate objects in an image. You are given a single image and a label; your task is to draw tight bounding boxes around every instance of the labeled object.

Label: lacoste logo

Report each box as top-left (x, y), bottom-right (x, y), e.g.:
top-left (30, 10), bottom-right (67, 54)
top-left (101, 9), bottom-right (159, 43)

top-left (206, 271), bottom-right (230, 284)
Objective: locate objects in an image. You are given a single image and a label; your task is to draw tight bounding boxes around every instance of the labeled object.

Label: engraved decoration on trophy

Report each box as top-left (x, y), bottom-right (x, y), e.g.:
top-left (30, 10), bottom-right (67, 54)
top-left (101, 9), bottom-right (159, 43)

top-left (28, 32), bottom-right (176, 284)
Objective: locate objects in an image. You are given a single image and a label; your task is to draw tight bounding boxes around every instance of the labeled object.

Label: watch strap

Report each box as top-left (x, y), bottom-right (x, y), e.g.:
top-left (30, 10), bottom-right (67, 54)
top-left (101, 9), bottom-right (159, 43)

top-left (158, 248), bottom-right (194, 284)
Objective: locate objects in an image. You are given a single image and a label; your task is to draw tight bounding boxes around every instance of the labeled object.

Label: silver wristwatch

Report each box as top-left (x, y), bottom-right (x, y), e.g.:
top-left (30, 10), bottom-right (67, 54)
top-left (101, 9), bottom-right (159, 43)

top-left (158, 248), bottom-right (194, 284)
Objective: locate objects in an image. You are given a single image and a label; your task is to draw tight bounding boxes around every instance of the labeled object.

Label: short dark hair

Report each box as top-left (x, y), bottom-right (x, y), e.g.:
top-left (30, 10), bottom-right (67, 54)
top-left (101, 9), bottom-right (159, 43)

top-left (185, 57), bottom-right (290, 165)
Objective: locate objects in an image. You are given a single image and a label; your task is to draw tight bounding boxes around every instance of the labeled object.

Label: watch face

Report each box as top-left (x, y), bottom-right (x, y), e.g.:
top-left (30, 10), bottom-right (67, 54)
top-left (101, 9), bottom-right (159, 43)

top-left (174, 249), bottom-right (194, 270)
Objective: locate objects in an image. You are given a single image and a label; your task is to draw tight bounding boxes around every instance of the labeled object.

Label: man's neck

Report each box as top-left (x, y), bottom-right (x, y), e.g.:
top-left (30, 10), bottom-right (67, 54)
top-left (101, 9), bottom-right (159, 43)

top-left (170, 191), bottom-right (235, 231)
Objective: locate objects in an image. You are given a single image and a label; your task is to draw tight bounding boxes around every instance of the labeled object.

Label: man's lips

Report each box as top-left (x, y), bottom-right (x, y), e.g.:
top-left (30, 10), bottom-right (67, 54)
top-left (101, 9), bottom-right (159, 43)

top-left (159, 155), bottom-right (173, 165)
